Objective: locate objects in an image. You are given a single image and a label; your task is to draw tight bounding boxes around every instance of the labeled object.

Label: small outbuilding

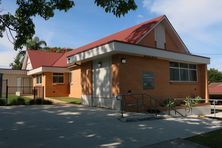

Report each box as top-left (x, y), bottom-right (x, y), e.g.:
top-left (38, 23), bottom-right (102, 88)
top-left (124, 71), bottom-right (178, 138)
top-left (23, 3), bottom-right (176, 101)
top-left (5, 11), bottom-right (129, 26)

top-left (209, 83), bottom-right (222, 99)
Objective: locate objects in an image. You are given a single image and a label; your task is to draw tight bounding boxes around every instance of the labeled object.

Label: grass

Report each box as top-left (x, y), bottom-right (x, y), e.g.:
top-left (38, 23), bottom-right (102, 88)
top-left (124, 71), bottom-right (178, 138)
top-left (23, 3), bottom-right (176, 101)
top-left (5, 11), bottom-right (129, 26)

top-left (186, 128), bottom-right (222, 148)
top-left (52, 97), bottom-right (81, 104)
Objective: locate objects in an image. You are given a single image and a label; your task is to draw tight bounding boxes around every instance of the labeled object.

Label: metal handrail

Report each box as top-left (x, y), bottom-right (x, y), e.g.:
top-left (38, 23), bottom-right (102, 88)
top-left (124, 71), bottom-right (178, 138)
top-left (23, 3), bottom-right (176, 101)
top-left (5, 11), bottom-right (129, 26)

top-left (170, 98), bottom-right (222, 117)
top-left (116, 93), bottom-right (158, 118)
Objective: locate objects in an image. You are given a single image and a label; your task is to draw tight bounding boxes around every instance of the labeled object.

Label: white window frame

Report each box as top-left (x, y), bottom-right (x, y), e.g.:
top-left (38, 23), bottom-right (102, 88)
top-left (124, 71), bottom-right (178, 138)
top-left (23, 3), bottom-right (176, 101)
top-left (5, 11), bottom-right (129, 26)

top-left (169, 62), bottom-right (197, 82)
top-left (36, 75), bottom-right (42, 84)
top-left (53, 73), bottom-right (64, 84)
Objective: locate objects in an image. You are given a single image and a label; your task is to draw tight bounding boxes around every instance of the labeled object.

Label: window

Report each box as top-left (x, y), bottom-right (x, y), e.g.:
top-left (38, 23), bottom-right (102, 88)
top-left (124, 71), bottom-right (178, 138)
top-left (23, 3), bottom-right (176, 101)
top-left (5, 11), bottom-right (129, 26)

top-left (143, 72), bottom-right (154, 89)
top-left (170, 62), bottom-right (197, 82)
top-left (53, 73), bottom-right (64, 83)
top-left (36, 75), bottom-right (42, 84)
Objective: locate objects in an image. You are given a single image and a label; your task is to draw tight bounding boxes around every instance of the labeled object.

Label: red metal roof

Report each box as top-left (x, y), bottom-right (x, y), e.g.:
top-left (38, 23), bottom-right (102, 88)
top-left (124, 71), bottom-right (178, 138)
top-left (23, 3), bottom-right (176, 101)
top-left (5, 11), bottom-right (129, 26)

top-left (209, 83), bottom-right (222, 95)
top-left (53, 52), bottom-right (69, 67)
top-left (27, 16), bottom-right (164, 68)
top-left (27, 50), bottom-right (65, 68)
top-left (66, 15), bottom-right (164, 57)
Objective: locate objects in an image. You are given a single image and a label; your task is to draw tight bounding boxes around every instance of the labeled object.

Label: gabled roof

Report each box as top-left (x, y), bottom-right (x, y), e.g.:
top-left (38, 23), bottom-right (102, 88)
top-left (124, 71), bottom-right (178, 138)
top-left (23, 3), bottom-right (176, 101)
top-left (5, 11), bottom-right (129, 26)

top-left (27, 50), bottom-right (65, 69)
top-left (209, 83), bottom-right (222, 95)
top-left (67, 15), bottom-right (164, 57)
top-left (53, 52), bottom-right (69, 67)
top-left (24, 15), bottom-right (201, 70)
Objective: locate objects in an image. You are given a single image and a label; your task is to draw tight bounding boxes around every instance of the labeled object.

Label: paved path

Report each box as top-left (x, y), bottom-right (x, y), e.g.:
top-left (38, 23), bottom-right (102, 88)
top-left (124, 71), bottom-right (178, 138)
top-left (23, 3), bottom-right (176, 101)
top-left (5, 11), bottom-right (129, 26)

top-left (0, 105), bottom-right (221, 148)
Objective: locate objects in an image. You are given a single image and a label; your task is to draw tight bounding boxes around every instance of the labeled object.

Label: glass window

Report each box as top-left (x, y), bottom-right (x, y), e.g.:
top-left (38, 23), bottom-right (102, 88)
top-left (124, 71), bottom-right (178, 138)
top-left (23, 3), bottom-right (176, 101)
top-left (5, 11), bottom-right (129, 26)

top-left (169, 62), bottom-right (197, 82)
top-left (170, 68), bottom-right (180, 81)
top-left (180, 69), bottom-right (189, 81)
top-left (189, 64), bottom-right (196, 69)
top-left (53, 73), bottom-right (64, 83)
top-left (170, 62), bottom-right (179, 67)
top-left (189, 70), bottom-right (197, 81)
top-left (180, 63), bottom-right (188, 68)
top-left (143, 72), bottom-right (154, 89)
top-left (36, 75), bottom-right (42, 84)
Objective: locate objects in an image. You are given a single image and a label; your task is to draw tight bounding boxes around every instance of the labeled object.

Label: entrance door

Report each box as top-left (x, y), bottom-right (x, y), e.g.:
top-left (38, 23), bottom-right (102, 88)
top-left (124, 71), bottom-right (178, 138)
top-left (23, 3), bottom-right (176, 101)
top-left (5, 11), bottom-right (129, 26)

top-left (93, 57), bottom-right (112, 99)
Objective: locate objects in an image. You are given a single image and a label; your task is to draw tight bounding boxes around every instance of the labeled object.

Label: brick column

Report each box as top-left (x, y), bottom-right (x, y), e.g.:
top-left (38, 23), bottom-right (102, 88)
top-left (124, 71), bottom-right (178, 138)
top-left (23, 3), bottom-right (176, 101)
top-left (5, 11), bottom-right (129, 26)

top-left (204, 65), bottom-right (209, 103)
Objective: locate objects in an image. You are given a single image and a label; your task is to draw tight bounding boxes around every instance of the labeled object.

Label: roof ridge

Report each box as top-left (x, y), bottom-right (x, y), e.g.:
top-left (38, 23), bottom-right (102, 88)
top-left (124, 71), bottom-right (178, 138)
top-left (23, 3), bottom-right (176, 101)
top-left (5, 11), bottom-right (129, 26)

top-left (66, 15), bottom-right (164, 57)
top-left (51, 52), bottom-right (66, 66)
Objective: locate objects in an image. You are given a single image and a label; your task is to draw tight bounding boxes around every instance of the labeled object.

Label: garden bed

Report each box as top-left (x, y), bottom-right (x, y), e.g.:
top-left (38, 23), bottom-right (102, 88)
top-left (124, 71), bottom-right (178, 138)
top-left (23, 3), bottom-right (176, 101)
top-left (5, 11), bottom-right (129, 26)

top-left (0, 95), bottom-right (53, 106)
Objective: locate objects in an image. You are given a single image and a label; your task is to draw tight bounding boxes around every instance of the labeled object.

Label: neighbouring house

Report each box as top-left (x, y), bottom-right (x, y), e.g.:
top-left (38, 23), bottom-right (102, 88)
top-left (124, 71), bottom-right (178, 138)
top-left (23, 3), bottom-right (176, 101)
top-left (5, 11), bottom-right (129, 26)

top-left (209, 83), bottom-right (222, 99)
top-left (22, 15), bottom-right (210, 109)
top-left (22, 50), bottom-right (70, 97)
top-left (0, 68), bottom-right (32, 97)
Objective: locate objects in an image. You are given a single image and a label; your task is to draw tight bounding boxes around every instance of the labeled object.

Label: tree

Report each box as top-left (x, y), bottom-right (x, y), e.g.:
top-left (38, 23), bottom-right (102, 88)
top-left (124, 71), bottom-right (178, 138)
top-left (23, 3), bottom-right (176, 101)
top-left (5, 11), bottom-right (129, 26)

top-left (43, 47), bottom-right (72, 52)
top-left (0, 0), bottom-right (137, 50)
top-left (208, 68), bottom-right (222, 83)
top-left (10, 52), bottom-right (24, 70)
top-left (25, 36), bottom-right (47, 50)
top-left (10, 36), bottom-right (47, 69)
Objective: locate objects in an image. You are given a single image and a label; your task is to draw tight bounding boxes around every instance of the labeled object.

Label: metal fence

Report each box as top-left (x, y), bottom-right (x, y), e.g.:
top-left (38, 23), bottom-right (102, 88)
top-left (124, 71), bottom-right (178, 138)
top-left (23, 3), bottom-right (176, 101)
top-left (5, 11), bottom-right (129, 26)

top-left (116, 94), bottom-right (222, 119)
top-left (165, 98), bottom-right (222, 118)
top-left (7, 86), bottom-right (33, 95)
top-left (0, 79), bottom-right (44, 100)
top-left (208, 99), bottom-right (222, 117)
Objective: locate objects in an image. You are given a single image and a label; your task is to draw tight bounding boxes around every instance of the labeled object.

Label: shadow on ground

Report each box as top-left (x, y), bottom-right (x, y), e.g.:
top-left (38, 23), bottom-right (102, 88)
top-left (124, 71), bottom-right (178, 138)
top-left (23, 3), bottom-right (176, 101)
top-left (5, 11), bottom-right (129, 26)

top-left (0, 105), bottom-right (221, 148)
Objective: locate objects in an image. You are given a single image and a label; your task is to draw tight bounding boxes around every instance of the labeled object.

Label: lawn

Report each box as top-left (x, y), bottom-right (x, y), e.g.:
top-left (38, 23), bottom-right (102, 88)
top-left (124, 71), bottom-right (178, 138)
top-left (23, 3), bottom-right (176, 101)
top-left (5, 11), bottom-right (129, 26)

top-left (51, 97), bottom-right (81, 104)
top-left (186, 128), bottom-right (222, 148)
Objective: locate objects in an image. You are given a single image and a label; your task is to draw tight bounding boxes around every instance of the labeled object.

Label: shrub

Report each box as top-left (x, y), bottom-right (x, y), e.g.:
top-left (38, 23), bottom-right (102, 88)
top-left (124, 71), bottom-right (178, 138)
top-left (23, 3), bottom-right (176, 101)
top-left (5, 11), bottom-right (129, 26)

top-left (43, 100), bottom-right (53, 105)
top-left (164, 99), bottom-right (176, 109)
top-left (0, 99), bottom-right (6, 106)
top-left (16, 97), bottom-right (26, 105)
top-left (184, 96), bottom-right (193, 112)
top-left (9, 97), bottom-right (26, 105)
top-left (193, 96), bottom-right (202, 104)
top-left (29, 98), bottom-right (53, 105)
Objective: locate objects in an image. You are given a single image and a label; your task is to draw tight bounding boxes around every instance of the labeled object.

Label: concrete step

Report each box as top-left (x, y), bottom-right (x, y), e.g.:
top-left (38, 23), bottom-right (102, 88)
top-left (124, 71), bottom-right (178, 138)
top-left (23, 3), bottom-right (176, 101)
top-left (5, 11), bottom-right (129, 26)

top-left (118, 112), bottom-right (163, 122)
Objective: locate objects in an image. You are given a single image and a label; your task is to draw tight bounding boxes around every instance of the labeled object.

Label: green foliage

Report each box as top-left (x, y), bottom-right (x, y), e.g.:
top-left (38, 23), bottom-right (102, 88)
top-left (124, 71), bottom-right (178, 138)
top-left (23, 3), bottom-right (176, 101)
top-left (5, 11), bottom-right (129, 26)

top-left (10, 36), bottom-right (47, 69)
top-left (184, 96), bottom-right (193, 112)
top-left (42, 47), bottom-right (72, 53)
top-left (208, 68), bottom-right (222, 83)
top-left (52, 97), bottom-right (81, 104)
top-left (25, 36), bottom-right (47, 50)
top-left (8, 96), bottom-right (26, 105)
top-left (0, 99), bottom-right (6, 106)
top-left (9, 97), bottom-right (26, 105)
top-left (1, 95), bottom-right (52, 106)
top-left (164, 99), bottom-right (176, 109)
top-left (10, 54), bottom-right (23, 70)
top-left (95, 0), bottom-right (137, 17)
top-left (0, 0), bottom-right (74, 50)
top-left (0, 0), bottom-right (137, 50)
top-left (192, 96), bottom-right (202, 104)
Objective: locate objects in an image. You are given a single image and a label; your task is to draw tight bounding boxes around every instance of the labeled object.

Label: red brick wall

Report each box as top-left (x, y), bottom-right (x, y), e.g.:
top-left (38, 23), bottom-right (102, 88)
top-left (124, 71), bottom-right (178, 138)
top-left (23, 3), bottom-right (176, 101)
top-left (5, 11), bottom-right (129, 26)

top-left (81, 61), bottom-right (93, 96)
top-left (112, 54), bottom-right (208, 101)
top-left (33, 72), bottom-right (70, 97)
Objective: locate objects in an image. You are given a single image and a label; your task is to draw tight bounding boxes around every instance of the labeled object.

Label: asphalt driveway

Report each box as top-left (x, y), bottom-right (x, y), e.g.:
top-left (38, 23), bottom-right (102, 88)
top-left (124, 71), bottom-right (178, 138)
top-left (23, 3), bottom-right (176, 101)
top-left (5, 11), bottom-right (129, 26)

top-left (0, 105), bottom-right (221, 148)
